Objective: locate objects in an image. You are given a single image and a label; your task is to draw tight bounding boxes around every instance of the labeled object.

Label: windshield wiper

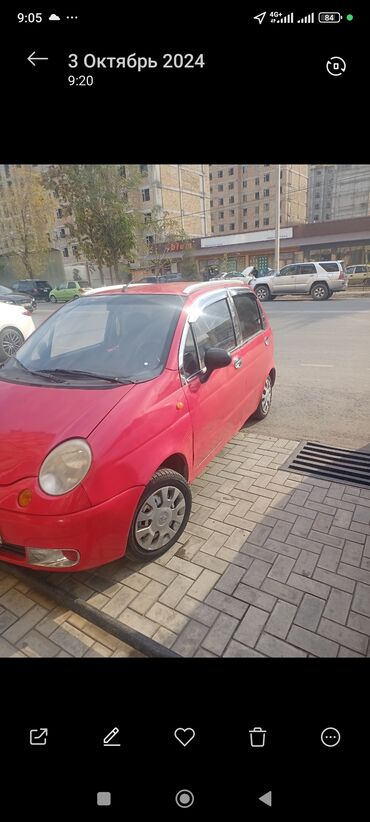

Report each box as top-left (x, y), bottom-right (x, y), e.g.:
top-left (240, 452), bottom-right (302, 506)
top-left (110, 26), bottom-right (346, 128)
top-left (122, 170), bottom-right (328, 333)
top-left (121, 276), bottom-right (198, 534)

top-left (4, 358), bottom-right (65, 382)
top-left (36, 368), bottom-right (137, 385)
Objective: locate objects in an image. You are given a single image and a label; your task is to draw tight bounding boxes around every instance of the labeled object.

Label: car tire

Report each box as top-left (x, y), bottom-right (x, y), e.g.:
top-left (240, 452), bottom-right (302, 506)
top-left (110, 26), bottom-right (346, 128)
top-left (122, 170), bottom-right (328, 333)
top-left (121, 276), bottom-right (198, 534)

top-left (0, 326), bottom-right (25, 362)
top-left (253, 374), bottom-right (273, 420)
top-left (49, 295), bottom-right (57, 303)
top-left (31, 302), bottom-right (37, 311)
top-left (327, 290), bottom-right (333, 298)
top-left (311, 282), bottom-right (329, 301)
top-left (126, 468), bottom-right (192, 561)
top-left (73, 295), bottom-right (79, 300)
top-left (254, 285), bottom-right (271, 302)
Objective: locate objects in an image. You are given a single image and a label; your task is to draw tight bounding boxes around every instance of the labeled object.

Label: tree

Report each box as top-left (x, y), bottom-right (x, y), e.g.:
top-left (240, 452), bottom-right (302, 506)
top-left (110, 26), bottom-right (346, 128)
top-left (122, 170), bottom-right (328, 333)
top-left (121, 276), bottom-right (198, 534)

top-left (43, 165), bottom-right (138, 283)
top-left (181, 248), bottom-right (200, 280)
top-left (0, 166), bottom-right (55, 278)
top-left (137, 208), bottom-right (191, 277)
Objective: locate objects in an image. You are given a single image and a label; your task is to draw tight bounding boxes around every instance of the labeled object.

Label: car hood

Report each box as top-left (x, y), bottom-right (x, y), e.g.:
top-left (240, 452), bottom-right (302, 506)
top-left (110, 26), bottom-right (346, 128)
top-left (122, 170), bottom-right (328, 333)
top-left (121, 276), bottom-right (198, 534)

top-left (0, 381), bottom-right (135, 484)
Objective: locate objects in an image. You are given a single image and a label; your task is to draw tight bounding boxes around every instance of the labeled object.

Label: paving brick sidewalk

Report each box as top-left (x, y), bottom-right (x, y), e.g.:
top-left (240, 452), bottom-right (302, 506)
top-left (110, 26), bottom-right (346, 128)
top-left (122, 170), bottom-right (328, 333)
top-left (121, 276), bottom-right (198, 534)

top-left (0, 572), bottom-right (143, 657)
top-left (2, 432), bottom-right (370, 658)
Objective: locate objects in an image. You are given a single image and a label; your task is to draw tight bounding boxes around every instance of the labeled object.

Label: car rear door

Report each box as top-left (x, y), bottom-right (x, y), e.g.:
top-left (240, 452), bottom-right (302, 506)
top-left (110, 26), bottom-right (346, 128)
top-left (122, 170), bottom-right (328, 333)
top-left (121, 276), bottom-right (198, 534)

top-left (229, 288), bottom-right (272, 419)
top-left (180, 295), bottom-right (245, 469)
top-left (294, 263), bottom-right (317, 294)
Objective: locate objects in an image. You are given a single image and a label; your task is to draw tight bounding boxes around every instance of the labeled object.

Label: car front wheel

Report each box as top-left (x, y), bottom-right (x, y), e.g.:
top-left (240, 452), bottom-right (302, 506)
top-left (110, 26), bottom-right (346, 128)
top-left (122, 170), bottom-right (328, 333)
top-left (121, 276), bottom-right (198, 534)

top-left (311, 282), bottom-right (329, 301)
top-left (126, 469), bottom-right (192, 560)
top-left (255, 285), bottom-right (271, 302)
top-left (253, 375), bottom-right (273, 420)
top-left (0, 326), bottom-right (25, 361)
top-left (49, 295), bottom-right (57, 303)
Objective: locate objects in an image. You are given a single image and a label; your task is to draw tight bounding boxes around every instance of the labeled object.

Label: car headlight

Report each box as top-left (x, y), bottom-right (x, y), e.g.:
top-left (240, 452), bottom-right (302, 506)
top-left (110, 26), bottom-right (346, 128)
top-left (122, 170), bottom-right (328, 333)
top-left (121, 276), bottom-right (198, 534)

top-left (39, 438), bottom-right (92, 496)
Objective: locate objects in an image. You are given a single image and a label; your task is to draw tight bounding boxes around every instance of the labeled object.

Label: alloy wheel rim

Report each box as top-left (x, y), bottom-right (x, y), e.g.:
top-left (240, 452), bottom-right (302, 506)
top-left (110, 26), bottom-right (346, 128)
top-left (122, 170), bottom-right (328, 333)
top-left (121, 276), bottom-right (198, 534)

top-left (134, 485), bottom-right (186, 551)
top-left (261, 377), bottom-right (272, 413)
top-left (314, 286), bottom-right (326, 299)
top-left (2, 330), bottom-right (23, 356)
top-left (257, 287), bottom-right (268, 300)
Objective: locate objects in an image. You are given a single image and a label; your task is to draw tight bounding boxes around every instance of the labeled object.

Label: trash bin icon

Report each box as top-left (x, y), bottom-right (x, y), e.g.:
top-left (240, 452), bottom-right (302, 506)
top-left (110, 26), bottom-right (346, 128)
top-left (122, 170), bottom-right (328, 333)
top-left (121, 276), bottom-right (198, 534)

top-left (249, 727), bottom-right (266, 747)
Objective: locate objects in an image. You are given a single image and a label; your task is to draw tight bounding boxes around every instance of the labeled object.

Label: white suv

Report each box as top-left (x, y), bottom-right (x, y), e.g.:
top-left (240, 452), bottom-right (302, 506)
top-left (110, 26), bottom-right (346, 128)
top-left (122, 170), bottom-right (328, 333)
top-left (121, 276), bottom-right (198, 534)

top-left (251, 261), bottom-right (348, 301)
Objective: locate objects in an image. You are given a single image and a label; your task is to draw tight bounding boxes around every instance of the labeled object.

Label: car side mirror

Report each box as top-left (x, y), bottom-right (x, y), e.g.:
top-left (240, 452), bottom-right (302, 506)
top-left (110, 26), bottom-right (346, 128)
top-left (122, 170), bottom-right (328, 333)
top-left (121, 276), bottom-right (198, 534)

top-left (199, 347), bottom-right (232, 383)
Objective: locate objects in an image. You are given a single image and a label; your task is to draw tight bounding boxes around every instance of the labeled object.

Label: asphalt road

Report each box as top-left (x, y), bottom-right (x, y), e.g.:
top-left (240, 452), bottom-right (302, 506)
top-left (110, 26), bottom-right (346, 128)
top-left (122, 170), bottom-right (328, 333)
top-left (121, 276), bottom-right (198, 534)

top-left (245, 297), bottom-right (370, 450)
top-left (32, 298), bottom-right (370, 450)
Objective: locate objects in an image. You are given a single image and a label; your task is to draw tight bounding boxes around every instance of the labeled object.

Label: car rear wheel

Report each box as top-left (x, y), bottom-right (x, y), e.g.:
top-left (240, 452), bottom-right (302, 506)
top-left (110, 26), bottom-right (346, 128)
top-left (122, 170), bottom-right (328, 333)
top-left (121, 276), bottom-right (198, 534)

top-left (311, 282), bottom-right (329, 301)
top-left (253, 375), bottom-right (273, 420)
top-left (0, 326), bottom-right (25, 361)
top-left (254, 285), bottom-right (271, 302)
top-left (49, 295), bottom-right (57, 303)
top-left (126, 469), bottom-right (192, 560)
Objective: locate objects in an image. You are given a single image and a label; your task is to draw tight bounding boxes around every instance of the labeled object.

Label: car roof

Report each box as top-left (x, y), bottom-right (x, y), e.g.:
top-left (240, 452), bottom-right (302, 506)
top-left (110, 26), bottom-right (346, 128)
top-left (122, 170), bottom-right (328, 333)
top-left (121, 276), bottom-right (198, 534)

top-left (83, 280), bottom-right (253, 303)
top-left (301, 260), bottom-right (343, 264)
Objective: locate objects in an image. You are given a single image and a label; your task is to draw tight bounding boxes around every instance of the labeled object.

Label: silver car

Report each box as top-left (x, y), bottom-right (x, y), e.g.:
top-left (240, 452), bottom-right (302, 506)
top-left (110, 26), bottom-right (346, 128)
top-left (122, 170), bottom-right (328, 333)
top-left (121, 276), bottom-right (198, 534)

top-left (251, 260), bottom-right (348, 301)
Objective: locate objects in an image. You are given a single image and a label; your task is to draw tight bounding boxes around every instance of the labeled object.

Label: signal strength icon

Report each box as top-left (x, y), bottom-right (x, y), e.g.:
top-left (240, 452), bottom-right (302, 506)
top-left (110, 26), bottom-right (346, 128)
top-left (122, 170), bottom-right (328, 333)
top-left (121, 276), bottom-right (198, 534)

top-left (277, 12), bottom-right (294, 22)
top-left (297, 12), bottom-right (315, 23)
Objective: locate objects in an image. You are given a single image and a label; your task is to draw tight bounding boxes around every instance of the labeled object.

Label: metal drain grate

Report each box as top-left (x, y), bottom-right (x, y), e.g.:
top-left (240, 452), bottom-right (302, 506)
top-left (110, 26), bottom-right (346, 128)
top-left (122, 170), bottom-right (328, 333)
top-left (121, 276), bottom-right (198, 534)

top-left (282, 441), bottom-right (370, 489)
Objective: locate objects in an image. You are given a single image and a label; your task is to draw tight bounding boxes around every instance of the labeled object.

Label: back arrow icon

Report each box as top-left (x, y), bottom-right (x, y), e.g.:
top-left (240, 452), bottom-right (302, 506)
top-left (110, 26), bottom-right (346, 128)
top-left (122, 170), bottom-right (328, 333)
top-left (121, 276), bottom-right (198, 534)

top-left (28, 51), bottom-right (49, 66)
top-left (254, 12), bottom-right (266, 24)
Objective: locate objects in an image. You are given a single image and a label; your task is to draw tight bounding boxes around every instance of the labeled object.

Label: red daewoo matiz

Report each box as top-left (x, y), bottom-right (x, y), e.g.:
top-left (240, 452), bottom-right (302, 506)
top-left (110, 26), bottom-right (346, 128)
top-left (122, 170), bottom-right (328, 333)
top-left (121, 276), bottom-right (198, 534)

top-left (0, 281), bottom-right (275, 571)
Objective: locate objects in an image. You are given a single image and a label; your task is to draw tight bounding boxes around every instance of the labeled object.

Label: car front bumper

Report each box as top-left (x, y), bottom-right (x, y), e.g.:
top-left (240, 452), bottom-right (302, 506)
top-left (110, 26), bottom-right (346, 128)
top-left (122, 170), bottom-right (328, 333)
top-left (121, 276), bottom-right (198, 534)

top-left (0, 485), bottom-right (144, 572)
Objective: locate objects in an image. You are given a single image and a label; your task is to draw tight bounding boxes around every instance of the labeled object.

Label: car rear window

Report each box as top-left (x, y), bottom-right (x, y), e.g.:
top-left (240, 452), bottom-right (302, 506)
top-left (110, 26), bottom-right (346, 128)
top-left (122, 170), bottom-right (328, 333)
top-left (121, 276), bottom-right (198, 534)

top-left (320, 263), bottom-right (340, 272)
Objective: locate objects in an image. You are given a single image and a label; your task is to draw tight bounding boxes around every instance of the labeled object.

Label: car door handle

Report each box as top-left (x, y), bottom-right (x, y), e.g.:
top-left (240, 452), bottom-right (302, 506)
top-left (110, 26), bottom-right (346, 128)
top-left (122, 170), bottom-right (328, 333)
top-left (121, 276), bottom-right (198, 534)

top-left (233, 357), bottom-right (243, 368)
top-left (264, 337), bottom-right (271, 346)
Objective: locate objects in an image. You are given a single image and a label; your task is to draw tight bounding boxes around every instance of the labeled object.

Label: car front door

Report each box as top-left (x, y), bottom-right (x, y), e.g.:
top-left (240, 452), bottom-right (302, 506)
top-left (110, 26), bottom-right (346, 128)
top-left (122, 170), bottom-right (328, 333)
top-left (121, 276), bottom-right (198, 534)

top-left (294, 263), bottom-right (317, 294)
top-left (272, 264), bottom-right (300, 294)
top-left (180, 296), bottom-right (244, 469)
top-left (229, 288), bottom-right (271, 420)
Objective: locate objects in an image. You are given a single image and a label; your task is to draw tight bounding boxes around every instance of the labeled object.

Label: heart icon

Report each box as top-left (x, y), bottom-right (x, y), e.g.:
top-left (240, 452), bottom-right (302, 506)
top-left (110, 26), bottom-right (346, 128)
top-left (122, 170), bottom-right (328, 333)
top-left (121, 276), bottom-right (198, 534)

top-left (174, 727), bottom-right (195, 747)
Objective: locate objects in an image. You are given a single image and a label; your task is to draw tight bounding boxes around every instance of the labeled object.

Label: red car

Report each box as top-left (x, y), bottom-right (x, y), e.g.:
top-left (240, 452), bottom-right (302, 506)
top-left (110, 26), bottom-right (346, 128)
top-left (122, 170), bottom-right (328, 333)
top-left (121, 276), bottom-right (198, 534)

top-left (0, 281), bottom-right (275, 571)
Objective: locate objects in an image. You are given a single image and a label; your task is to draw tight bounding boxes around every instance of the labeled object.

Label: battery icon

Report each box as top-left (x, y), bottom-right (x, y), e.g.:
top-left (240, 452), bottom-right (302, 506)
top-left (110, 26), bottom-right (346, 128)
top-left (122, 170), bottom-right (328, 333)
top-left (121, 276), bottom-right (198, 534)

top-left (318, 12), bottom-right (342, 22)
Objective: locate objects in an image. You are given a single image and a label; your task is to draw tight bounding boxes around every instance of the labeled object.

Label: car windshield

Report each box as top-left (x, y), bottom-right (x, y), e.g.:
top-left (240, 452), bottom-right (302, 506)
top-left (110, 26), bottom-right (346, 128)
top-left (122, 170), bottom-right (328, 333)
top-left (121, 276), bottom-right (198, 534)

top-left (0, 286), bottom-right (12, 294)
top-left (12, 293), bottom-right (184, 384)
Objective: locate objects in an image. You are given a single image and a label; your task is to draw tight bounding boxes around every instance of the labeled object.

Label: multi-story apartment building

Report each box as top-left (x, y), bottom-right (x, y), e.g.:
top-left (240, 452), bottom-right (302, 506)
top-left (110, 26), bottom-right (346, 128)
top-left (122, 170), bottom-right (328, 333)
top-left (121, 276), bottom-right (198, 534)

top-left (308, 164), bottom-right (370, 222)
top-left (131, 164), bottom-right (210, 239)
top-left (209, 164), bottom-right (308, 236)
top-left (0, 164), bottom-right (211, 282)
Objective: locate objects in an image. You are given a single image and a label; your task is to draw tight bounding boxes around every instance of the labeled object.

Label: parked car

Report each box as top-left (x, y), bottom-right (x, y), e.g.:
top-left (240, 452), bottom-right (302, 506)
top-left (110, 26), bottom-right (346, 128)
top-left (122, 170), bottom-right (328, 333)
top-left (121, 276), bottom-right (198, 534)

top-left (0, 285), bottom-right (37, 312)
top-left (0, 303), bottom-right (35, 362)
top-left (12, 279), bottom-right (52, 301)
top-left (0, 281), bottom-right (275, 572)
top-left (48, 281), bottom-right (87, 302)
top-left (251, 261), bottom-right (348, 301)
top-left (217, 268), bottom-right (256, 282)
top-left (346, 264), bottom-right (370, 277)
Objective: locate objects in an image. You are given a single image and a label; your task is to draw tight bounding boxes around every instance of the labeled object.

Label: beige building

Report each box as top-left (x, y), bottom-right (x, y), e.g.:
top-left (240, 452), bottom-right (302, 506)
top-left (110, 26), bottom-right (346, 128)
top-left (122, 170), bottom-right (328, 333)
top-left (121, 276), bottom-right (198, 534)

top-left (131, 164), bottom-right (210, 238)
top-left (0, 164), bottom-right (211, 283)
top-left (209, 164), bottom-right (308, 235)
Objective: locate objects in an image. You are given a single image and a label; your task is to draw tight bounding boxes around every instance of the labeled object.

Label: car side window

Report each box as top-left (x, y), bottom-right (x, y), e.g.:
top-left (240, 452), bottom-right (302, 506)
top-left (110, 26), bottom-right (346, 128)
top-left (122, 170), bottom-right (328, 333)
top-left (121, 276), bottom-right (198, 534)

top-left (68, 282), bottom-right (76, 288)
top-left (182, 326), bottom-right (200, 379)
top-left (232, 293), bottom-right (262, 342)
top-left (279, 266), bottom-right (296, 276)
top-left (320, 263), bottom-right (339, 273)
top-left (192, 298), bottom-right (236, 369)
top-left (298, 264), bottom-right (316, 275)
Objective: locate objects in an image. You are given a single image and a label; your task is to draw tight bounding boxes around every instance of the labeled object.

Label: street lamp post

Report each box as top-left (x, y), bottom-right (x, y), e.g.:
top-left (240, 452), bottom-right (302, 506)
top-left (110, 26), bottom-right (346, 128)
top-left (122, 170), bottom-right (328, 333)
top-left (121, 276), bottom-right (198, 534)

top-left (275, 164), bottom-right (281, 272)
